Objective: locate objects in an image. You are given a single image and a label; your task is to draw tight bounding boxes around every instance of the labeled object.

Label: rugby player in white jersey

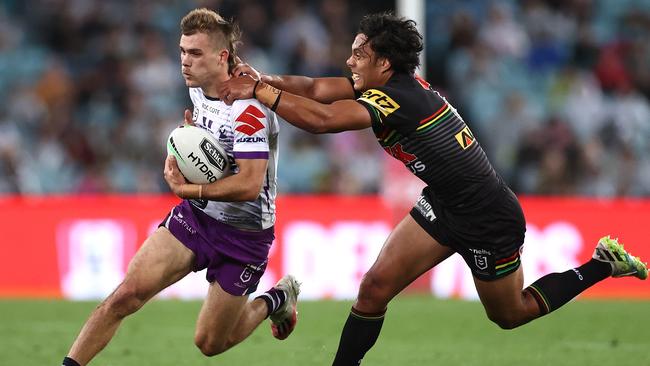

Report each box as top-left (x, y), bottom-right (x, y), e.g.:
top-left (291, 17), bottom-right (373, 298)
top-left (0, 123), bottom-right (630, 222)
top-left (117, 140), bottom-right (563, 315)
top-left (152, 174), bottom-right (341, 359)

top-left (61, 8), bottom-right (299, 366)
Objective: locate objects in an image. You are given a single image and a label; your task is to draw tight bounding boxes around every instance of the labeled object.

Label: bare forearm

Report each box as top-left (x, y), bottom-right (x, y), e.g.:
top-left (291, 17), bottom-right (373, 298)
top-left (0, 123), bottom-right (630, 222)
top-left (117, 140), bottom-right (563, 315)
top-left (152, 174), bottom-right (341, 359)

top-left (253, 82), bottom-right (370, 133)
top-left (263, 75), bottom-right (354, 103)
top-left (263, 75), bottom-right (315, 97)
top-left (255, 82), bottom-right (332, 133)
top-left (179, 174), bottom-right (261, 202)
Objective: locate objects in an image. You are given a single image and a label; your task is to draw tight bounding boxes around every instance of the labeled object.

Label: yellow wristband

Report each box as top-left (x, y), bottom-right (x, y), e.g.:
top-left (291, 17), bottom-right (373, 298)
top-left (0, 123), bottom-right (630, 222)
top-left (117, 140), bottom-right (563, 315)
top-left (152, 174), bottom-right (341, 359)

top-left (256, 82), bottom-right (282, 110)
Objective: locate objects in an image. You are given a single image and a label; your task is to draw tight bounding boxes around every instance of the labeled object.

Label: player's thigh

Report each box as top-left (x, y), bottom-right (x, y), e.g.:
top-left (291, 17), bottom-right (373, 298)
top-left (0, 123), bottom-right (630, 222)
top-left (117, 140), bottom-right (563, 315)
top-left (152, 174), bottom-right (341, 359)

top-left (195, 281), bottom-right (248, 343)
top-left (473, 266), bottom-right (528, 317)
top-left (364, 214), bottom-right (454, 295)
top-left (122, 227), bottom-right (195, 298)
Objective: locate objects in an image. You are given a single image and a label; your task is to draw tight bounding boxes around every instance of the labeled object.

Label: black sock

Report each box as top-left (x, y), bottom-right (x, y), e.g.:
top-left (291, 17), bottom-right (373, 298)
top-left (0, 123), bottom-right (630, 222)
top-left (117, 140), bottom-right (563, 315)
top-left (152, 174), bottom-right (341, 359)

top-left (332, 307), bottom-right (385, 366)
top-left (256, 287), bottom-right (287, 318)
top-left (525, 259), bottom-right (611, 315)
top-left (62, 356), bottom-right (81, 366)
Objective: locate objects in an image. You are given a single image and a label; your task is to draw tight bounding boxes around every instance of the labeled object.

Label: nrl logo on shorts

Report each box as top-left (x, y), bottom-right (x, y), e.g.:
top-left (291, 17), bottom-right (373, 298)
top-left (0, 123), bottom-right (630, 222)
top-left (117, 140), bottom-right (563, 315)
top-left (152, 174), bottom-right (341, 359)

top-left (240, 267), bottom-right (253, 283)
top-left (470, 248), bottom-right (491, 270)
top-left (474, 255), bottom-right (488, 270)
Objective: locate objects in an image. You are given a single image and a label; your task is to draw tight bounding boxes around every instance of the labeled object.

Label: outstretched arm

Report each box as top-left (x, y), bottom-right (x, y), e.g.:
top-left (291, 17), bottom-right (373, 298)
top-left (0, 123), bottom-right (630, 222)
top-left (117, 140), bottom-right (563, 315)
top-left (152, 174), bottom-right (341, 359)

top-left (262, 75), bottom-right (356, 104)
top-left (231, 61), bottom-right (355, 103)
top-left (220, 77), bottom-right (371, 134)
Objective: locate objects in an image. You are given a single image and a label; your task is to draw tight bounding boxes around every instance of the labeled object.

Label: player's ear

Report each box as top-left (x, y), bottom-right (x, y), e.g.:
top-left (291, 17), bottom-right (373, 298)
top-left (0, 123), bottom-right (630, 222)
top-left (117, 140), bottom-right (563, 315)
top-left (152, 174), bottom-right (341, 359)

top-left (219, 49), bottom-right (229, 65)
top-left (378, 57), bottom-right (392, 73)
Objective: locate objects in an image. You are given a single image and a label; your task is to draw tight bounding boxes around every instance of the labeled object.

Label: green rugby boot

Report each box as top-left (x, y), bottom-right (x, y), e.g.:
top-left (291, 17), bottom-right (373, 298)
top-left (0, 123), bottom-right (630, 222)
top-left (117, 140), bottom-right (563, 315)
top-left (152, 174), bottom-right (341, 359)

top-left (593, 235), bottom-right (647, 280)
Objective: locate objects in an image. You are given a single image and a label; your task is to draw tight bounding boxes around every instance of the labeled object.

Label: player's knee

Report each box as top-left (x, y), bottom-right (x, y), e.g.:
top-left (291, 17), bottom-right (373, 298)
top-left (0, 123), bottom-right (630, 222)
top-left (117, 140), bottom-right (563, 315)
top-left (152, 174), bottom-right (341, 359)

top-left (103, 283), bottom-right (147, 318)
top-left (194, 332), bottom-right (229, 356)
top-left (487, 312), bottom-right (521, 330)
top-left (357, 272), bottom-right (392, 309)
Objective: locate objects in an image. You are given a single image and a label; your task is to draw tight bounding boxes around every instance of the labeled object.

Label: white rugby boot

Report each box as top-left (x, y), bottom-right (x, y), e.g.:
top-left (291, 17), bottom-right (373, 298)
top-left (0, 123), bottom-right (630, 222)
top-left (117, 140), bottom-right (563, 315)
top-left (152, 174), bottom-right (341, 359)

top-left (269, 275), bottom-right (301, 340)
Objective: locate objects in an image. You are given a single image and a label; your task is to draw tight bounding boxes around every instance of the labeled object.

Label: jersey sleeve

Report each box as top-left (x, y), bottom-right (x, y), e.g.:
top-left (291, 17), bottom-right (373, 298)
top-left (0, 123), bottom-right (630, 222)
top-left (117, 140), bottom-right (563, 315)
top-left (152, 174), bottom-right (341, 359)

top-left (355, 87), bottom-right (402, 127)
top-left (230, 99), bottom-right (271, 160)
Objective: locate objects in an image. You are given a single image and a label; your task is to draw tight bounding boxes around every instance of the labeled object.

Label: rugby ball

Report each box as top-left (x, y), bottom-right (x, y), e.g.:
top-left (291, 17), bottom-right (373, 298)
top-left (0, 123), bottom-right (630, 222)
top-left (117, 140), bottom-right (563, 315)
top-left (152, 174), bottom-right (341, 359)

top-left (166, 125), bottom-right (230, 184)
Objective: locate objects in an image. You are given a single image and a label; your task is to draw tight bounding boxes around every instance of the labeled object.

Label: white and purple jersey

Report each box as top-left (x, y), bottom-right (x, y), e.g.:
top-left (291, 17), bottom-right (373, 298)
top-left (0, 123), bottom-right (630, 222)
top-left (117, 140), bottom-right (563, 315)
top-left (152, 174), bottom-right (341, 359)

top-left (188, 87), bottom-right (279, 231)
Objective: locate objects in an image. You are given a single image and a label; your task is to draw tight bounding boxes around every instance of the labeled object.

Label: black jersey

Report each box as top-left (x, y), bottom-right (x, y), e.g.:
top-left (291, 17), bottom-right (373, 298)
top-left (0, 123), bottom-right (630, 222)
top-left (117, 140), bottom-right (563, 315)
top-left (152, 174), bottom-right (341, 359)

top-left (356, 72), bottom-right (501, 213)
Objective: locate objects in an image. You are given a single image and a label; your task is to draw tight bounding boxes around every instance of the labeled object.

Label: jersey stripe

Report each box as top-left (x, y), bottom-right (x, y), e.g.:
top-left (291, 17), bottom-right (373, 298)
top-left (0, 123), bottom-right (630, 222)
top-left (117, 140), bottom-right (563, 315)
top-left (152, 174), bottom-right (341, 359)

top-left (416, 105), bottom-right (452, 132)
top-left (419, 103), bottom-right (447, 124)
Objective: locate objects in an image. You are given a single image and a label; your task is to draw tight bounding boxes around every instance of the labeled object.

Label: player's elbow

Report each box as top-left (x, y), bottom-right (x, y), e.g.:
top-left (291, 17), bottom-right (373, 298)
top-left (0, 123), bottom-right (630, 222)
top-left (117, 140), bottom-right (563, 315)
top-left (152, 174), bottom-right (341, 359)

top-left (302, 108), bottom-right (338, 134)
top-left (239, 180), bottom-right (263, 201)
top-left (293, 113), bottom-right (328, 134)
top-left (305, 121), bottom-right (330, 134)
top-left (241, 188), bottom-right (260, 201)
top-left (309, 117), bottom-right (348, 134)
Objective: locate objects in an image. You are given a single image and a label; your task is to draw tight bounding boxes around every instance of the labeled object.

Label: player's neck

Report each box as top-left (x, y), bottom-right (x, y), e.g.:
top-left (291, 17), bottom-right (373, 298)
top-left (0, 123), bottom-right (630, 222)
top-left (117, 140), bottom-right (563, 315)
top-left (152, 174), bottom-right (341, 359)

top-left (365, 69), bottom-right (394, 90)
top-left (378, 69), bottom-right (394, 86)
top-left (201, 72), bottom-right (231, 99)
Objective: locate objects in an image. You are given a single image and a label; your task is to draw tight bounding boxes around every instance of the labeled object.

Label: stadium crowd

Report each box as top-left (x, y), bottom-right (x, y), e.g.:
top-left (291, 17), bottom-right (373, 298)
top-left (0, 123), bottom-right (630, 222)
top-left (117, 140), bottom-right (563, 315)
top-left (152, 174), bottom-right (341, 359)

top-left (0, 0), bottom-right (649, 197)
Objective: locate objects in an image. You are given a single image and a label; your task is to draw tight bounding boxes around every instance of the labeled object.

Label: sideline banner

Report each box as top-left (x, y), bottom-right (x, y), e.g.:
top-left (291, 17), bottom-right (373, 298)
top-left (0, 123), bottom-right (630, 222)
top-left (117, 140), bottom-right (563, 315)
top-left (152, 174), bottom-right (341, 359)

top-left (0, 195), bottom-right (648, 299)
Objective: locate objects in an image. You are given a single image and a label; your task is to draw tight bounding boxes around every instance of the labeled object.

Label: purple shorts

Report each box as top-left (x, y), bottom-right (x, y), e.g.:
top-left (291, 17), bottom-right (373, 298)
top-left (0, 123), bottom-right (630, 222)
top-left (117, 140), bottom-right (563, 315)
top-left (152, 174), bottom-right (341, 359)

top-left (160, 200), bottom-right (274, 296)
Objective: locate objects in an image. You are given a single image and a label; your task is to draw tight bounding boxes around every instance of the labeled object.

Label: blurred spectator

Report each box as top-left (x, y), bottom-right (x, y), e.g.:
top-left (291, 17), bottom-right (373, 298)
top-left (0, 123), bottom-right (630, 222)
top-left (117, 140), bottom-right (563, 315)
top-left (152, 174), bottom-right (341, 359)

top-left (279, 128), bottom-right (330, 193)
top-left (483, 92), bottom-right (539, 183)
top-left (480, 2), bottom-right (530, 58)
top-left (438, 0), bottom-right (650, 197)
top-left (271, 0), bottom-right (330, 76)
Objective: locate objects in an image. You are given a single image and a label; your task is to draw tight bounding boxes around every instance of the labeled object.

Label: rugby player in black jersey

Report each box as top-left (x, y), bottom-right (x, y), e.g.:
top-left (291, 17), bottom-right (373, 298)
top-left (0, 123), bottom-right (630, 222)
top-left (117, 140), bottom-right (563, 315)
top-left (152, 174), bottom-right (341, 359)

top-left (220, 12), bottom-right (647, 366)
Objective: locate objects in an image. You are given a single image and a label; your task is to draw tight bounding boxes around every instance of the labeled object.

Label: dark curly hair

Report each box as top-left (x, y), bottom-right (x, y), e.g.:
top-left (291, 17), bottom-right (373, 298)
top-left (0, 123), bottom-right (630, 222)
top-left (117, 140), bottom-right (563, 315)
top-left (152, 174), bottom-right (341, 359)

top-left (358, 12), bottom-right (423, 74)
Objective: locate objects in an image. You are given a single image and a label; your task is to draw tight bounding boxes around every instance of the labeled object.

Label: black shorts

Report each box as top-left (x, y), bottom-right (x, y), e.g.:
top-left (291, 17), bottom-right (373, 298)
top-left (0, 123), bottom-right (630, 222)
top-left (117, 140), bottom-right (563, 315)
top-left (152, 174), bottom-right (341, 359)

top-left (410, 185), bottom-right (526, 281)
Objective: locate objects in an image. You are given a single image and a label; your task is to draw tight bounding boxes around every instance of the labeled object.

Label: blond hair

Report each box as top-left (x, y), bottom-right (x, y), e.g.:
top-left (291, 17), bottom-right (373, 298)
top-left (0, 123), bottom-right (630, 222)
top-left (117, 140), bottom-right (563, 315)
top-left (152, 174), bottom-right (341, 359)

top-left (180, 8), bottom-right (241, 72)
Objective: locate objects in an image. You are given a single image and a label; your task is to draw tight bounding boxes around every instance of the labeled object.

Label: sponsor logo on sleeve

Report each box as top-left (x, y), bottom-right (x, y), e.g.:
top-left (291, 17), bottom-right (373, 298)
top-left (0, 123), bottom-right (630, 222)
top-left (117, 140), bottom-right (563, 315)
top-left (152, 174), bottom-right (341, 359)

top-left (235, 105), bottom-right (266, 136)
top-left (359, 89), bottom-right (400, 116)
top-left (454, 126), bottom-right (476, 150)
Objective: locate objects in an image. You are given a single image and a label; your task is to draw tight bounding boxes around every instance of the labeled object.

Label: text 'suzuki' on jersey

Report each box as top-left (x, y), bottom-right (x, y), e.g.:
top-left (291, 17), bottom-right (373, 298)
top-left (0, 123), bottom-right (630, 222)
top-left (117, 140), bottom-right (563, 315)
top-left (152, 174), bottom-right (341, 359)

top-left (235, 105), bottom-right (266, 136)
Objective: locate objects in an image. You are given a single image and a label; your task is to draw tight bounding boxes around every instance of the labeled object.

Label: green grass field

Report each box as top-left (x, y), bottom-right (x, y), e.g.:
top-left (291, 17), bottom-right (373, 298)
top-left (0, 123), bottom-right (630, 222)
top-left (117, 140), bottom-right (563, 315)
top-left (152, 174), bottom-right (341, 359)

top-left (2, 296), bottom-right (649, 365)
